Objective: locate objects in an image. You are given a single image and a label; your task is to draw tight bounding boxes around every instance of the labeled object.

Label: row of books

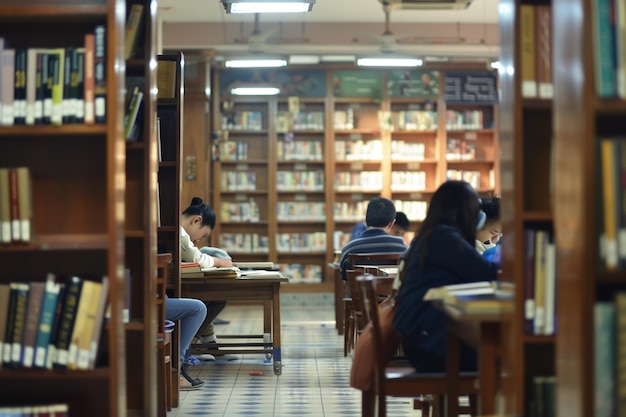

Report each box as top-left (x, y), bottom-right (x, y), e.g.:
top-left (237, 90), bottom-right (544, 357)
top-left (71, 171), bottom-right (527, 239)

top-left (524, 229), bottom-right (557, 336)
top-left (276, 170), bottom-right (325, 191)
top-left (519, 4), bottom-right (554, 99)
top-left (279, 263), bottom-right (323, 283)
top-left (445, 110), bottom-right (488, 130)
top-left (220, 200), bottom-right (260, 223)
top-left (335, 139), bottom-right (383, 161)
top-left (0, 167), bottom-right (32, 244)
top-left (276, 201), bottom-right (326, 221)
top-left (446, 138), bottom-right (477, 161)
top-left (333, 230), bottom-right (353, 251)
top-left (215, 140), bottom-right (250, 161)
top-left (0, 274), bottom-right (108, 371)
top-left (592, 0), bottom-right (626, 98)
top-left (276, 232), bottom-right (327, 252)
top-left (594, 293), bottom-right (626, 417)
top-left (529, 375), bottom-right (556, 417)
top-left (220, 171), bottom-right (257, 192)
top-left (221, 111), bottom-right (264, 131)
top-left (446, 169), bottom-right (482, 191)
top-left (334, 171), bottom-right (383, 192)
top-left (390, 141), bottom-right (426, 161)
top-left (390, 171), bottom-right (427, 192)
top-left (278, 140), bottom-right (324, 161)
top-left (218, 233), bottom-right (270, 254)
top-left (333, 201), bottom-right (369, 222)
top-left (123, 77), bottom-right (145, 142)
top-left (0, 404), bottom-right (68, 417)
top-left (275, 111), bottom-right (324, 132)
top-left (0, 26), bottom-right (106, 126)
top-left (393, 200), bottom-right (428, 222)
top-left (379, 109), bottom-right (438, 132)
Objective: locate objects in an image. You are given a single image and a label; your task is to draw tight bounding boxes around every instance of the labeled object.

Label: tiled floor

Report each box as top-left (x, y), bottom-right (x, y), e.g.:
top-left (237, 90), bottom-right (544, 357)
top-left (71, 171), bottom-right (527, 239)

top-left (168, 302), bottom-right (419, 417)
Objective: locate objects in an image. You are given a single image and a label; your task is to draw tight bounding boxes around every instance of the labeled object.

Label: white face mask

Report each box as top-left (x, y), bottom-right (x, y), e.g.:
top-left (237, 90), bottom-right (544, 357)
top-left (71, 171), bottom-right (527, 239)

top-left (482, 240), bottom-right (497, 250)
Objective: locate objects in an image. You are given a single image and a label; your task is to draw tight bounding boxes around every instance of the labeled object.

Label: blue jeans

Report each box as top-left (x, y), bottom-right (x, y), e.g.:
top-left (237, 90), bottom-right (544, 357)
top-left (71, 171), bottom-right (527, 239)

top-left (165, 297), bottom-right (207, 362)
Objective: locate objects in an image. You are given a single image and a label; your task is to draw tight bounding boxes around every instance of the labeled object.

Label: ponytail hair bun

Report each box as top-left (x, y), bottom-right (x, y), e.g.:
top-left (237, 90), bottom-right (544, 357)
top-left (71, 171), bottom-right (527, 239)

top-left (191, 197), bottom-right (203, 206)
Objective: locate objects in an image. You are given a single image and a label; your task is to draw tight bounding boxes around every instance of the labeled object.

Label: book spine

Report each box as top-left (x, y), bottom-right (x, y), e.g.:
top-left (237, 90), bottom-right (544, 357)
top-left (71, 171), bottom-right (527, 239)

top-left (533, 230), bottom-right (549, 334)
top-left (49, 48), bottom-right (65, 126)
top-left (53, 276), bottom-right (83, 369)
top-left (535, 5), bottom-right (553, 99)
top-left (25, 48), bottom-right (38, 125)
top-left (601, 138), bottom-right (620, 270)
top-left (34, 274), bottom-right (61, 369)
top-left (524, 228), bottom-right (536, 334)
top-left (10, 282), bottom-right (29, 367)
top-left (1, 48), bottom-right (15, 126)
top-left (0, 284), bottom-right (10, 370)
top-left (615, 0), bottom-right (626, 98)
top-left (67, 280), bottom-right (96, 369)
top-left (94, 25), bottom-right (106, 124)
top-left (76, 280), bottom-right (103, 370)
top-left (83, 34), bottom-right (95, 125)
top-left (45, 282), bottom-right (66, 370)
top-left (34, 50), bottom-right (46, 125)
top-left (87, 275), bottom-right (108, 369)
top-left (0, 167), bottom-right (10, 243)
top-left (43, 52), bottom-right (55, 125)
top-left (616, 292), bottom-right (626, 417)
top-left (16, 166), bottom-right (31, 242)
top-left (594, 301), bottom-right (616, 417)
top-left (593, 0), bottom-right (618, 97)
top-left (13, 48), bottom-right (26, 125)
top-left (61, 47), bottom-right (72, 124)
top-left (21, 282), bottom-right (45, 368)
top-left (520, 5), bottom-right (537, 98)
top-left (125, 4), bottom-right (144, 60)
top-left (72, 48), bottom-right (85, 124)
top-left (8, 168), bottom-right (20, 242)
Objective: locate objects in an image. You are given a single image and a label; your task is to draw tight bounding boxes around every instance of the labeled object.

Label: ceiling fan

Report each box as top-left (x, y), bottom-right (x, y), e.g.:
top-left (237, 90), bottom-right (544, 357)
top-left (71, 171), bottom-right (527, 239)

top-left (360, 5), bottom-right (466, 54)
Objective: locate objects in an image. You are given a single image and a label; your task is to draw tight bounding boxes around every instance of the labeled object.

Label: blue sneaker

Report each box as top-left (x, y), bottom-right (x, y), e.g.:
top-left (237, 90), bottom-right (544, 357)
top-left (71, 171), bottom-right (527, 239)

top-left (185, 356), bottom-right (201, 366)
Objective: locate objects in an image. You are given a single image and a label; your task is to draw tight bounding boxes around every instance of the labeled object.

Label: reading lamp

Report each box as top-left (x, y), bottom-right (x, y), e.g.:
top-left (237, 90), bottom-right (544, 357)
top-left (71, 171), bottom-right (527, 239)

top-left (222, 0), bottom-right (315, 13)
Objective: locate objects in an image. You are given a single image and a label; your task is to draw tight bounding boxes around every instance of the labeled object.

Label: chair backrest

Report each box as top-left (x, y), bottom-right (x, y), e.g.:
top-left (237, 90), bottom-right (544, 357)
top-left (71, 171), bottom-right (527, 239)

top-left (157, 253), bottom-right (172, 334)
top-left (346, 270), bottom-right (369, 331)
top-left (348, 252), bottom-right (402, 274)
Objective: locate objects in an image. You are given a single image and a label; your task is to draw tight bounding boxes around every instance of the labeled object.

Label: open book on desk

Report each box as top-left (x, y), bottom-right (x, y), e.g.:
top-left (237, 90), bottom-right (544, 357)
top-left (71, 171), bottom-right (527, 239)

top-left (233, 261), bottom-right (278, 270)
top-left (181, 262), bottom-right (241, 279)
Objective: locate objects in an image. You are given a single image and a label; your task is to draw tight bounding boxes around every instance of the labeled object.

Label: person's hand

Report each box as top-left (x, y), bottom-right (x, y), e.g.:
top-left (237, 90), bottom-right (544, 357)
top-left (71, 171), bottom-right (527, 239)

top-left (213, 257), bottom-right (233, 267)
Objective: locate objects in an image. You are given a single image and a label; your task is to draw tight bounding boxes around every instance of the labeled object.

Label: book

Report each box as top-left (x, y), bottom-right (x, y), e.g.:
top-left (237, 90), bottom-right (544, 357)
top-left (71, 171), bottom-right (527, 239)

top-left (34, 49), bottom-right (47, 125)
top-left (592, 0), bottom-right (617, 97)
top-left (616, 292), bottom-right (626, 416)
top-left (48, 48), bottom-right (65, 126)
top-left (125, 4), bottom-right (145, 60)
top-left (66, 280), bottom-right (95, 369)
top-left (94, 25), bottom-right (106, 124)
top-left (423, 281), bottom-right (496, 301)
top-left (600, 138), bottom-right (620, 270)
top-left (535, 5), bottom-right (553, 99)
top-left (25, 48), bottom-right (39, 125)
top-left (202, 267), bottom-right (242, 279)
top-left (616, 0), bottom-right (626, 98)
top-left (61, 47), bottom-right (72, 124)
top-left (87, 275), bottom-right (108, 369)
top-left (8, 168), bottom-right (19, 242)
top-left (16, 166), bottom-right (32, 242)
top-left (533, 230), bottom-right (549, 334)
top-left (9, 282), bottom-right (29, 367)
top-left (233, 261), bottom-right (277, 270)
top-left (124, 89), bottom-right (144, 140)
top-left (0, 167), bottom-right (10, 243)
top-left (181, 262), bottom-right (205, 278)
top-left (520, 4), bottom-right (537, 98)
top-left (13, 48), bottom-right (27, 125)
top-left (21, 282), bottom-right (45, 368)
top-left (524, 228), bottom-right (536, 334)
top-left (73, 48), bottom-right (85, 124)
top-left (33, 274), bottom-right (61, 369)
top-left (444, 291), bottom-right (514, 314)
top-left (543, 240), bottom-right (557, 335)
top-left (53, 276), bottom-right (83, 369)
top-left (45, 282), bottom-right (66, 370)
top-left (594, 301), bottom-right (615, 417)
top-left (157, 60), bottom-right (176, 99)
top-left (1, 48), bottom-right (15, 126)
top-left (0, 284), bottom-right (10, 369)
top-left (83, 33), bottom-right (95, 125)
top-left (2, 283), bottom-right (21, 366)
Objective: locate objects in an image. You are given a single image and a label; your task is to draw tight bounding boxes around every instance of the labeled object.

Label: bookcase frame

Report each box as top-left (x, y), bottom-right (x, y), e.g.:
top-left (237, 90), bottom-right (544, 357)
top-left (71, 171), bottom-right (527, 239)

top-left (211, 66), bottom-right (500, 290)
top-left (124, 0), bottom-right (158, 415)
top-left (498, 0), bottom-right (555, 414)
top-left (0, 1), bottom-right (126, 416)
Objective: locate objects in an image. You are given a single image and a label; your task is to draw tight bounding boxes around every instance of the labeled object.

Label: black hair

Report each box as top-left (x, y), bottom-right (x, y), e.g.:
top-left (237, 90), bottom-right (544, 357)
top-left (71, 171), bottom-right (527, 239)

top-left (182, 197), bottom-right (216, 229)
top-left (414, 180), bottom-right (481, 264)
top-left (365, 197), bottom-right (396, 228)
top-left (395, 211), bottom-right (410, 231)
top-left (480, 196), bottom-right (500, 224)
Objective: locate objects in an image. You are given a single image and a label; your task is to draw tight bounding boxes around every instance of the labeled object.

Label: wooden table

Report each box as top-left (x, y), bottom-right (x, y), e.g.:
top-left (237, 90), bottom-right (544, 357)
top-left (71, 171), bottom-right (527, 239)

top-left (434, 302), bottom-right (511, 416)
top-left (181, 274), bottom-right (288, 375)
top-left (328, 263), bottom-right (344, 335)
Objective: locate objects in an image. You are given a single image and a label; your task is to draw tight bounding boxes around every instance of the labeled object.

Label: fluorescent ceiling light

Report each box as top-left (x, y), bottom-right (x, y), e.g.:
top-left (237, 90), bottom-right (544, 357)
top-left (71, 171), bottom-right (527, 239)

top-left (356, 57), bottom-right (423, 67)
top-left (289, 55), bottom-right (320, 65)
top-left (320, 55), bottom-right (356, 63)
top-left (231, 86), bottom-right (281, 95)
top-left (222, 0), bottom-right (315, 13)
top-left (225, 58), bottom-right (288, 68)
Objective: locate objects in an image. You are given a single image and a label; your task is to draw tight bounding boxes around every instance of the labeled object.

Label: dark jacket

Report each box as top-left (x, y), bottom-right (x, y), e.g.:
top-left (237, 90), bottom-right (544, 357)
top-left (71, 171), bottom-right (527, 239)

top-left (393, 224), bottom-right (499, 358)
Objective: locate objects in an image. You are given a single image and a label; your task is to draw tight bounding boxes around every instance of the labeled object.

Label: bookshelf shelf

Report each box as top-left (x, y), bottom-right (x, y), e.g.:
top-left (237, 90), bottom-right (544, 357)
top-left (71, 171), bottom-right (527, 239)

top-left (0, 369), bottom-right (111, 379)
top-left (0, 5), bottom-right (108, 18)
top-left (0, 125), bottom-right (108, 135)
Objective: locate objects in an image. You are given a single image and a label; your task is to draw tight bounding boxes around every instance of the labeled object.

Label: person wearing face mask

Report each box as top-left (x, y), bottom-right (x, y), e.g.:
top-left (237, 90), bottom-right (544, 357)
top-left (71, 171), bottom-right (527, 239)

top-left (475, 196), bottom-right (501, 256)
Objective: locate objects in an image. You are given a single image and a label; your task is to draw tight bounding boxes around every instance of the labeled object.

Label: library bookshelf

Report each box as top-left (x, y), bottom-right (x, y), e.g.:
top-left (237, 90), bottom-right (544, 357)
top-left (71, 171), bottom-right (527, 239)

top-left (211, 67), bottom-right (499, 290)
top-left (0, 1), bottom-right (126, 416)
top-left (498, 0), bottom-right (556, 415)
top-left (123, 0), bottom-right (158, 415)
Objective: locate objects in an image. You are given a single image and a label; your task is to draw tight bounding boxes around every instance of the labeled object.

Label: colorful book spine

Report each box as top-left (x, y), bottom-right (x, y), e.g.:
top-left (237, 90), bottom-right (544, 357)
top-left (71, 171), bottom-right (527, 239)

top-left (94, 25), bottom-right (106, 124)
top-left (53, 276), bottom-right (83, 369)
top-left (593, 0), bottom-right (618, 97)
top-left (21, 282), bottom-right (45, 368)
top-left (520, 5), bottom-right (537, 98)
top-left (34, 274), bottom-right (61, 369)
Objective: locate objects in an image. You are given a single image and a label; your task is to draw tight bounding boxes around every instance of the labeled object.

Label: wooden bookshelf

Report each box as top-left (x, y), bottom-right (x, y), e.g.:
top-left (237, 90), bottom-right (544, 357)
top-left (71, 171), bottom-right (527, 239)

top-left (156, 51), bottom-right (184, 407)
top-left (0, 1), bottom-right (126, 416)
top-left (498, 0), bottom-right (555, 415)
top-left (123, 0), bottom-right (158, 415)
top-left (211, 67), bottom-right (500, 288)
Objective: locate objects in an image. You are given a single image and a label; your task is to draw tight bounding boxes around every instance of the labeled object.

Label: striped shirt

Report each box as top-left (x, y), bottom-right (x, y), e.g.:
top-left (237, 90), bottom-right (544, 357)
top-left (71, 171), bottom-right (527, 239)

top-left (339, 228), bottom-right (408, 280)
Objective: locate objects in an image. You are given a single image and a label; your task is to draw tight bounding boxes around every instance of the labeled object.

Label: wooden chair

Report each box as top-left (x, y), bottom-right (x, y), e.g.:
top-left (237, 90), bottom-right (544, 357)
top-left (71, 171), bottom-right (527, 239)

top-left (356, 274), bottom-right (479, 417)
top-left (156, 253), bottom-right (173, 417)
top-left (343, 253), bottom-right (402, 356)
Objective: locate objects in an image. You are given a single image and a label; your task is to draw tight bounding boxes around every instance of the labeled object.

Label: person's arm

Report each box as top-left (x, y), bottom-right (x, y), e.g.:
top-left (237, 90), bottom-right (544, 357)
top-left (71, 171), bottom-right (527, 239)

top-left (180, 231), bottom-right (215, 269)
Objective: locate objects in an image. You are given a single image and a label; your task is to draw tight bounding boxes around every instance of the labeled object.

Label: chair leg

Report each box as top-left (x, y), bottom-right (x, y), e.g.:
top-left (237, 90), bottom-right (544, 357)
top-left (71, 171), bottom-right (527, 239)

top-left (361, 389), bottom-right (375, 417)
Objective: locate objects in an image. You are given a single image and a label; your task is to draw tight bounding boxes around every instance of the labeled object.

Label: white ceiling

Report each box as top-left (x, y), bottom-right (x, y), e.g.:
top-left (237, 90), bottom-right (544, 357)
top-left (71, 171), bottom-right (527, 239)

top-left (159, 0), bottom-right (501, 60)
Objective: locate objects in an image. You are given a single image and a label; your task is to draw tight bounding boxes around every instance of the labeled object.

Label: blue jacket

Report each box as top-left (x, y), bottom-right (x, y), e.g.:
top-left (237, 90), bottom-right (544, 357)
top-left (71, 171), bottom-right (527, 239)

top-left (393, 224), bottom-right (499, 357)
top-left (339, 228), bottom-right (408, 280)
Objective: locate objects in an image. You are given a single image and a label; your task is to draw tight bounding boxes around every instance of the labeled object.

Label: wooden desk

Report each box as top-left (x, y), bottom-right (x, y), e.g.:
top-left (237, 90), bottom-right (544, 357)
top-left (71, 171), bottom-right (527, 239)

top-left (328, 263), bottom-right (344, 335)
top-left (181, 275), bottom-right (288, 375)
top-left (434, 302), bottom-right (511, 417)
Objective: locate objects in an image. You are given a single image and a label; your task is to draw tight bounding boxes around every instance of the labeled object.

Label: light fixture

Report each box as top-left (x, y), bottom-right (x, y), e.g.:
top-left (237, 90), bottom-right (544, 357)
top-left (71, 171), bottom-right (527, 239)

top-left (320, 55), bottom-right (356, 63)
top-left (225, 56), bottom-right (288, 68)
top-left (356, 56), bottom-right (423, 68)
top-left (222, 0), bottom-right (315, 14)
top-left (230, 82), bottom-right (281, 96)
top-left (289, 55), bottom-right (320, 65)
